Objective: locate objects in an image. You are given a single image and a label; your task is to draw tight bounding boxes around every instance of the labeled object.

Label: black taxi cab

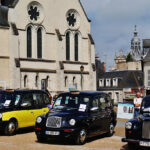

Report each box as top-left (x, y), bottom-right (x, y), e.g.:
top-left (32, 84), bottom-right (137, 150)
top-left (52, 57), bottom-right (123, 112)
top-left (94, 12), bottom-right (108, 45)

top-left (0, 89), bottom-right (51, 135)
top-left (35, 91), bottom-right (117, 145)
top-left (122, 95), bottom-right (150, 149)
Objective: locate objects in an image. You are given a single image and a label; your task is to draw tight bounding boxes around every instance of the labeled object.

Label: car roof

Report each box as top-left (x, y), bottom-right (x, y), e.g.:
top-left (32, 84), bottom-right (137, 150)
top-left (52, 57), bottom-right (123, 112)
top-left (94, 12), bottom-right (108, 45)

top-left (59, 91), bottom-right (106, 96)
top-left (0, 89), bottom-right (47, 94)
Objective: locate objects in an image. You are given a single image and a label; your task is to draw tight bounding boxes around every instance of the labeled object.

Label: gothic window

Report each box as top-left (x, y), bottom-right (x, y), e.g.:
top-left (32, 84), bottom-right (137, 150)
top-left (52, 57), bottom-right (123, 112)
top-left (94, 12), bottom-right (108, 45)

top-left (65, 76), bottom-right (68, 87)
top-left (73, 76), bottom-right (76, 85)
top-left (28, 6), bottom-right (39, 21)
top-left (35, 75), bottom-right (39, 88)
top-left (24, 75), bottom-right (27, 88)
top-left (27, 26), bottom-right (32, 58)
top-left (37, 28), bottom-right (42, 58)
top-left (75, 33), bottom-right (78, 61)
top-left (46, 76), bottom-right (49, 88)
top-left (66, 32), bottom-right (70, 60)
top-left (67, 13), bottom-right (76, 27)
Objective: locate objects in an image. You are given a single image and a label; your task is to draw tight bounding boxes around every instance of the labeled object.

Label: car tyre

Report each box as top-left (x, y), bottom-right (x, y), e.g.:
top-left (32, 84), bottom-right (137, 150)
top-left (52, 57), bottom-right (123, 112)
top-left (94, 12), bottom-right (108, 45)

top-left (107, 123), bottom-right (114, 137)
top-left (75, 129), bottom-right (87, 145)
top-left (4, 120), bottom-right (17, 136)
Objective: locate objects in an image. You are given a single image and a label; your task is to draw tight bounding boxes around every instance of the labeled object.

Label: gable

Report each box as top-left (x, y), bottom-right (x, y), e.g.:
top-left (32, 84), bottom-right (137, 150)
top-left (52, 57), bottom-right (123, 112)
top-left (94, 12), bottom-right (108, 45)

top-left (11, 0), bottom-right (91, 36)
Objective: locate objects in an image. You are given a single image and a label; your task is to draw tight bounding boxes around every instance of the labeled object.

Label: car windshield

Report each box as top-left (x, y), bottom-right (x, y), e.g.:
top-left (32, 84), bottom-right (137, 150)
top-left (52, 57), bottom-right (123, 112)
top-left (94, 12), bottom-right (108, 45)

top-left (53, 94), bottom-right (90, 111)
top-left (0, 92), bottom-right (13, 107)
top-left (141, 97), bottom-right (150, 109)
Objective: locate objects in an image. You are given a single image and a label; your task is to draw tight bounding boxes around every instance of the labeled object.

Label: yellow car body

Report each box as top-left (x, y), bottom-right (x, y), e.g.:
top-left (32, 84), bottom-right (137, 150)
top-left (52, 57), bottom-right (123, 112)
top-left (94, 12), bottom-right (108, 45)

top-left (0, 90), bottom-right (51, 134)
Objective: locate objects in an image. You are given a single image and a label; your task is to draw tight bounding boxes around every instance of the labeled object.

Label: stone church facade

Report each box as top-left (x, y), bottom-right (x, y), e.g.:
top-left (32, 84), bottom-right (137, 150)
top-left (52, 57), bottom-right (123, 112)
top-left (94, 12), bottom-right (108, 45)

top-left (0, 0), bottom-right (96, 95)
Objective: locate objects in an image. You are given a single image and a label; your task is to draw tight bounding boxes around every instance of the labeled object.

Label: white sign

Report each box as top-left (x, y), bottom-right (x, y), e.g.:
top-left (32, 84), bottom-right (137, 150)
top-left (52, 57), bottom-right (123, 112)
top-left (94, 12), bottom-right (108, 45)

top-left (79, 104), bottom-right (86, 112)
top-left (117, 102), bottom-right (134, 119)
top-left (4, 100), bottom-right (11, 106)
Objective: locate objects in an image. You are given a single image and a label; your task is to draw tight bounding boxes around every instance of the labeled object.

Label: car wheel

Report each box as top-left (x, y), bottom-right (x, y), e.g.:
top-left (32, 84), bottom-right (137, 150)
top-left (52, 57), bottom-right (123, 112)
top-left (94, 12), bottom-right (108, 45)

top-left (107, 123), bottom-right (114, 137)
top-left (37, 135), bottom-right (46, 143)
top-left (75, 129), bottom-right (87, 145)
top-left (4, 120), bottom-right (17, 136)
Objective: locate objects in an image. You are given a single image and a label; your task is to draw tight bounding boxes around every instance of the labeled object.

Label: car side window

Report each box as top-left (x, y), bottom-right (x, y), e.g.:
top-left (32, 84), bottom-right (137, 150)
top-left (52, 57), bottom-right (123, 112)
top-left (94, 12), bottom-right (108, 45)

top-left (92, 97), bottom-right (99, 108)
top-left (21, 94), bottom-right (33, 107)
top-left (99, 96), bottom-right (107, 110)
top-left (43, 93), bottom-right (51, 105)
top-left (33, 93), bottom-right (44, 106)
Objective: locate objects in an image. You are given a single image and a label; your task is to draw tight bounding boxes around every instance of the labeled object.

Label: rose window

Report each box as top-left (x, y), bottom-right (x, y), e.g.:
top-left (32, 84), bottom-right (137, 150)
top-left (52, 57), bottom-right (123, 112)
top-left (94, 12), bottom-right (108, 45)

top-left (28, 6), bottom-right (40, 21)
top-left (66, 10), bottom-right (80, 29)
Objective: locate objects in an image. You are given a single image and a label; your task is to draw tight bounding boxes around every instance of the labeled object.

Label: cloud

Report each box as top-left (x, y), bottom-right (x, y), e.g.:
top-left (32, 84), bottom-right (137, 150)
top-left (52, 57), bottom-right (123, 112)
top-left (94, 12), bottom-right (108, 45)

top-left (80, 0), bottom-right (150, 70)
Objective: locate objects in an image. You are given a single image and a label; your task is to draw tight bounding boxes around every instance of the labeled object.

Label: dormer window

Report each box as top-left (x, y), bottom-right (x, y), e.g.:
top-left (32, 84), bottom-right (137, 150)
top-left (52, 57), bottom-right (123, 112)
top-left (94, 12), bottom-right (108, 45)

top-left (113, 78), bottom-right (118, 87)
top-left (106, 79), bottom-right (111, 87)
top-left (99, 79), bottom-right (104, 87)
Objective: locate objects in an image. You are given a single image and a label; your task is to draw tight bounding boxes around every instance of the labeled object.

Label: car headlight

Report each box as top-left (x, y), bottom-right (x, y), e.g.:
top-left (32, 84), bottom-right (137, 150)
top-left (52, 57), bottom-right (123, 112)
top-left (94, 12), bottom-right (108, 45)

top-left (69, 119), bottom-right (76, 126)
top-left (36, 117), bottom-right (42, 123)
top-left (125, 122), bottom-right (132, 129)
top-left (0, 113), bottom-right (2, 119)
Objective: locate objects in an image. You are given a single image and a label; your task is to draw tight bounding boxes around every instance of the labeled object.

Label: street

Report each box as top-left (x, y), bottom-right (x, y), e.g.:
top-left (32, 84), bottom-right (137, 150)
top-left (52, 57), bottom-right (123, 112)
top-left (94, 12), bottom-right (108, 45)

top-left (0, 121), bottom-right (149, 150)
top-left (0, 122), bottom-right (142, 150)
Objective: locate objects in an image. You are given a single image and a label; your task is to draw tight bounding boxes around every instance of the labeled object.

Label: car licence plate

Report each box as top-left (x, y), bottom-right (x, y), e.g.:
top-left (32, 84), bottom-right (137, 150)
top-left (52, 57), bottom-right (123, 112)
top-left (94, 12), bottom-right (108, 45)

top-left (140, 141), bottom-right (150, 147)
top-left (45, 131), bottom-right (60, 135)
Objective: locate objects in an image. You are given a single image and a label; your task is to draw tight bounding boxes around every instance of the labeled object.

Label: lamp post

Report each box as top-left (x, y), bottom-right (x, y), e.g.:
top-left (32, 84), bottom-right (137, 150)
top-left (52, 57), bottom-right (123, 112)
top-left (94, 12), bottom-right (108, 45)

top-left (80, 65), bottom-right (84, 91)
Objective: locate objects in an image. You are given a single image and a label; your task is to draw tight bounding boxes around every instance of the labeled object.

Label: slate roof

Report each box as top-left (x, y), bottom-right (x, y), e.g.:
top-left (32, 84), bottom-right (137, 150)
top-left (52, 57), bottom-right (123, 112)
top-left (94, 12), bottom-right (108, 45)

top-left (98, 70), bottom-right (143, 90)
top-left (0, 5), bottom-right (9, 27)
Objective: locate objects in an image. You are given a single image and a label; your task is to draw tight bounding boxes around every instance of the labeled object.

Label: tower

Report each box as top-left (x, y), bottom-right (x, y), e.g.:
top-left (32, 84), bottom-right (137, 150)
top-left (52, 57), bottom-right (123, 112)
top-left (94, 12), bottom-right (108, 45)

top-left (131, 25), bottom-right (141, 60)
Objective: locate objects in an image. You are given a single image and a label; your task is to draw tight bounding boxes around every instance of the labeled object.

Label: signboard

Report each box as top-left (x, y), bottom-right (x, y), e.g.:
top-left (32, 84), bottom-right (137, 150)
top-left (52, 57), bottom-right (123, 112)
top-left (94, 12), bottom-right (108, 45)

top-left (68, 84), bottom-right (77, 92)
top-left (117, 102), bottom-right (134, 119)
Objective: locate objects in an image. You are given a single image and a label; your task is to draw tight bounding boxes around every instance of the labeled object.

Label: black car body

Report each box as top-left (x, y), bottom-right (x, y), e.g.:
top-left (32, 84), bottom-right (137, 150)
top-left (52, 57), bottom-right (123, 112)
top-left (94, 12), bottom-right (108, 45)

top-left (35, 91), bottom-right (117, 144)
top-left (122, 95), bottom-right (150, 148)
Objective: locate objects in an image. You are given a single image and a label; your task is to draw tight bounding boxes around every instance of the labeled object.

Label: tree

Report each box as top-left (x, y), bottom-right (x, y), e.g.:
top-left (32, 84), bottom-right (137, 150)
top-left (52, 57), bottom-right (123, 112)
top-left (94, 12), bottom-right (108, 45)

top-left (126, 53), bottom-right (133, 62)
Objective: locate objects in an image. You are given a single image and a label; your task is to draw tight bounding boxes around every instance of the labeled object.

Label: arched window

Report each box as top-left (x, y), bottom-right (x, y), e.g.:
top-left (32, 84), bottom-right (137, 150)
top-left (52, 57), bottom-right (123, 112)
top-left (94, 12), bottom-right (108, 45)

top-left (73, 76), bottom-right (76, 85)
top-left (66, 32), bottom-right (70, 60)
top-left (35, 75), bottom-right (39, 88)
top-left (65, 76), bottom-right (68, 87)
top-left (46, 76), bottom-right (49, 88)
top-left (37, 28), bottom-right (42, 58)
top-left (74, 33), bottom-right (78, 61)
top-left (24, 75), bottom-right (27, 88)
top-left (27, 26), bottom-right (32, 58)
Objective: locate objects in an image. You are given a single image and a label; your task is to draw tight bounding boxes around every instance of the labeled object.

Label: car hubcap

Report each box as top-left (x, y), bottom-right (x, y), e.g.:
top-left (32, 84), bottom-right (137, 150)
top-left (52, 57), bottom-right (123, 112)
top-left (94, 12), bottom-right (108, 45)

top-left (8, 122), bottom-right (15, 133)
top-left (110, 124), bottom-right (114, 134)
top-left (79, 129), bottom-right (86, 143)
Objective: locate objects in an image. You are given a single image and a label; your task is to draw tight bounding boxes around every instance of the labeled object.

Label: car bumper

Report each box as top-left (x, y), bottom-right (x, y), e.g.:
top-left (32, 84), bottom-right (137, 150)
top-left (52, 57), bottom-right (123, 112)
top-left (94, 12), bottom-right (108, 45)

top-left (35, 127), bottom-right (80, 139)
top-left (122, 138), bottom-right (150, 147)
top-left (0, 121), bottom-right (8, 131)
top-left (122, 138), bottom-right (140, 144)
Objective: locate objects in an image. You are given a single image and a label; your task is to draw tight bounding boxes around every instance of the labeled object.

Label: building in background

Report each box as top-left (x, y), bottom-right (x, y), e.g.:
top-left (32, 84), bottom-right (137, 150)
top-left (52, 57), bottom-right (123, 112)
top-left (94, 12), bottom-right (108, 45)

top-left (0, 0), bottom-right (96, 95)
top-left (110, 26), bottom-right (142, 71)
top-left (95, 54), bottom-right (106, 88)
top-left (97, 71), bottom-right (143, 105)
top-left (130, 25), bottom-right (142, 60)
top-left (143, 39), bottom-right (150, 95)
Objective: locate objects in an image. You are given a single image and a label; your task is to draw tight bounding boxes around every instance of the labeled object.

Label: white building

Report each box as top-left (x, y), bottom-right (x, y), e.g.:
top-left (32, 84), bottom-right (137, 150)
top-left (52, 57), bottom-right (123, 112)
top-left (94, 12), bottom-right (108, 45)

top-left (0, 0), bottom-right (96, 95)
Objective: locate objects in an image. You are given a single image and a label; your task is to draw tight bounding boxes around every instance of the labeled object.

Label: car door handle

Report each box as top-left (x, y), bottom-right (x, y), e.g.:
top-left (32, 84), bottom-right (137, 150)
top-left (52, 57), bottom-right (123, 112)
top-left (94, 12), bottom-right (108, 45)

top-left (43, 110), bottom-right (47, 112)
top-left (31, 112), bottom-right (34, 114)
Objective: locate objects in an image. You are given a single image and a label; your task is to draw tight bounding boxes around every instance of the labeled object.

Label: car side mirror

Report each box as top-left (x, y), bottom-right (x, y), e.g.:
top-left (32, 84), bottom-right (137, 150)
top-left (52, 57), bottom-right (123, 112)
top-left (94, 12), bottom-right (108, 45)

top-left (90, 107), bottom-right (99, 112)
top-left (21, 102), bottom-right (31, 107)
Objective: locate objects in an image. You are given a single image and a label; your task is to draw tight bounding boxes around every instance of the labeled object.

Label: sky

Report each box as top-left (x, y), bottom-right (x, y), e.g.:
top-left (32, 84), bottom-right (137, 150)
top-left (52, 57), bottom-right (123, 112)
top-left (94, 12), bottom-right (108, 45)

top-left (80, 0), bottom-right (150, 70)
